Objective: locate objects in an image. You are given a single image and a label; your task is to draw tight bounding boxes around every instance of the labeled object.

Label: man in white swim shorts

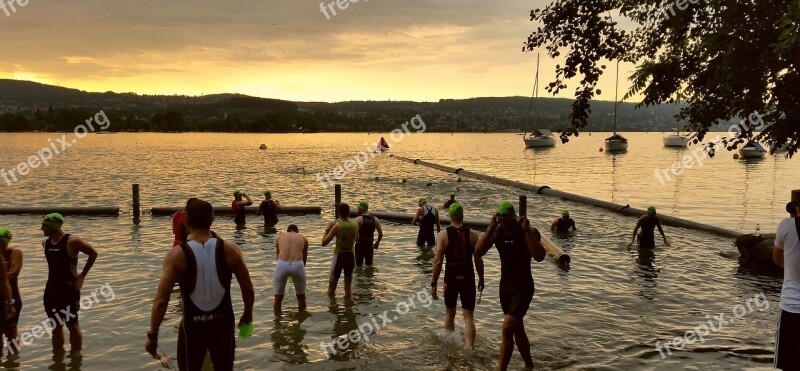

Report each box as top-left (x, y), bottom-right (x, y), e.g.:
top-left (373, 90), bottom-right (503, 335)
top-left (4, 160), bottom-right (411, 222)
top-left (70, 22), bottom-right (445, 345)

top-left (274, 224), bottom-right (309, 313)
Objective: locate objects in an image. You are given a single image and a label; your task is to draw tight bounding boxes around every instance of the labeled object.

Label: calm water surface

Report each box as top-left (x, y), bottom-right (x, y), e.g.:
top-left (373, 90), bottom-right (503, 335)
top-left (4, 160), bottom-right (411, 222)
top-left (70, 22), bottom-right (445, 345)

top-left (0, 132), bottom-right (795, 370)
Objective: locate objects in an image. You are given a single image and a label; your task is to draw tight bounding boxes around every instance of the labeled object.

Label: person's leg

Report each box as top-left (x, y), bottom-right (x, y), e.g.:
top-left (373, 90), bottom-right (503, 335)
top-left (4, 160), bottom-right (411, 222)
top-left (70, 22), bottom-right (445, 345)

top-left (443, 282), bottom-right (458, 331)
top-left (294, 264), bottom-right (308, 312)
top-left (355, 242), bottom-right (365, 267)
top-left (274, 260), bottom-right (289, 313)
top-left (66, 321), bottom-right (82, 351)
top-left (775, 310), bottom-right (800, 370)
top-left (328, 255), bottom-right (342, 296)
top-left (514, 321), bottom-right (533, 368)
top-left (499, 314), bottom-right (518, 371)
top-left (463, 310), bottom-right (476, 349)
top-left (51, 323), bottom-right (65, 351)
top-left (343, 252), bottom-right (355, 299)
top-left (274, 295), bottom-right (284, 313)
top-left (178, 321), bottom-right (210, 371)
top-left (207, 322), bottom-right (235, 371)
top-left (445, 307), bottom-right (456, 332)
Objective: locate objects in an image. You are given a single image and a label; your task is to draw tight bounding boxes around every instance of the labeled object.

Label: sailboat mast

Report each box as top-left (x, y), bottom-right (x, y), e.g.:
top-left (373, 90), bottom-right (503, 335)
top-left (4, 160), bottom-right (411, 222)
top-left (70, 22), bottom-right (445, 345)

top-left (614, 60), bottom-right (619, 135)
top-left (526, 53), bottom-right (540, 135)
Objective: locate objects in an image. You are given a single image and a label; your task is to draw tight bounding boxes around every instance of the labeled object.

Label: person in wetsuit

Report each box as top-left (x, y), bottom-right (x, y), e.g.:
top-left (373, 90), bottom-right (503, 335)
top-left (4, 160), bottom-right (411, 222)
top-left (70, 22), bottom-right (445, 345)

top-left (146, 199), bottom-right (255, 371)
top-left (231, 190), bottom-right (253, 228)
top-left (627, 206), bottom-right (671, 249)
top-left (0, 228), bottom-right (21, 353)
top-left (431, 203), bottom-right (484, 348)
top-left (476, 201), bottom-right (546, 371)
top-left (256, 191), bottom-right (282, 227)
top-left (172, 198), bottom-right (198, 247)
top-left (411, 198), bottom-right (441, 247)
top-left (443, 194), bottom-right (457, 209)
top-left (41, 213), bottom-right (98, 353)
top-left (550, 209), bottom-right (577, 234)
top-left (322, 203), bottom-right (359, 299)
top-left (354, 201), bottom-right (383, 267)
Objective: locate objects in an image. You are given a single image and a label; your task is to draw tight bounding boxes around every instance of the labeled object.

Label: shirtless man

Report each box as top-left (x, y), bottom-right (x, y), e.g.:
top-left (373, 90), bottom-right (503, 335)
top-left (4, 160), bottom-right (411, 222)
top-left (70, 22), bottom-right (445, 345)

top-left (274, 225), bottom-right (309, 313)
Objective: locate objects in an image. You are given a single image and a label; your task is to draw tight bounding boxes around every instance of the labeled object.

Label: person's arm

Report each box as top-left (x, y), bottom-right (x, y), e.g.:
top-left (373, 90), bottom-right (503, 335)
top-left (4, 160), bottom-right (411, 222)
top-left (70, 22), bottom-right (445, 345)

top-left (430, 230), bottom-right (447, 299)
top-left (774, 247), bottom-right (784, 268)
top-left (71, 236), bottom-right (98, 290)
top-left (145, 249), bottom-right (180, 356)
top-left (0, 254), bottom-right (13, 321)
top-left (550, 219), bottom-right (558, 232)
top-left (570, 219), bottom-right (577, 231)
top-left (411, 208), bottom-right (422, 226)
top-left (374, 217), bottom-right (383, 249)
top-left (256, 202), bottom-right (263, 216)
top-left (275, 200), bottom-right (282, 211)
top-left (275, 234), bottom-right (281, 258)
top-left (7, 249), bottom-right (22, 280)
top-left (322, 223), bottom-right (340, 246)
top-left (225, 241), bottom-right (254, 327)
top-left (476, 215), bottom-right (499, 257)
top-left (628, 218), bottom-right (642, 247)
top-left (237, 194), bottom-right (253, 207)
top-left (303, 238), bottom-right (309, 266)
top-left (435, 209), bottom-right (441, 234)
top-left (472, 231), bottom-right (484, 292)
top-left (656, 219), bottom-right (671, 246)
top-left (521, 217), bottom-right (546, 262)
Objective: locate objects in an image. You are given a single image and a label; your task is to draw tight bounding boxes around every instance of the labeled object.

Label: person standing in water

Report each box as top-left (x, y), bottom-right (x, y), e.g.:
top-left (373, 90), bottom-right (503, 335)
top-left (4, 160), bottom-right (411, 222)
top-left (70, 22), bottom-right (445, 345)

top-left (172, 198), bottom-right (198, 247)
top-left (146, 199), bottom-right (255, 370)
top-left (772, 190), bottom-right (800, 369)
top-left (256, 191), bottom-right (282, 228)
top-left (41, 213), bottom-right (98, 352)
top-left (627, 206), bottom-right (671, 249)
top-left (231, 190), bottom-right (253, 228)
top-left (476, 201), bottom-right (546, 371)
top-left (0, 228), bottom-right (21, 353)
top-left (411, 198), bottom-right (440, 247)
top-left (431, 203), bottom-right (483, 348)
top-left (550, 209), bottom-right (577, 234)
top-left (274, 224), bottom-right (308, 313)
top-left (354, 201), bottom-right (383, 267)
top-left (443, 194), bottom-right (457, 209)
top-left (322, 203), bottom-right (359, 299)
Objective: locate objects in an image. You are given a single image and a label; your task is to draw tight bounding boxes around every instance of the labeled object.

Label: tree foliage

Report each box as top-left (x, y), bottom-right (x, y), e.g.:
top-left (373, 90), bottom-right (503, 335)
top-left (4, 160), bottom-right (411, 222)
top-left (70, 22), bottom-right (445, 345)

top-left (525, 0), bottom-right (800, 156)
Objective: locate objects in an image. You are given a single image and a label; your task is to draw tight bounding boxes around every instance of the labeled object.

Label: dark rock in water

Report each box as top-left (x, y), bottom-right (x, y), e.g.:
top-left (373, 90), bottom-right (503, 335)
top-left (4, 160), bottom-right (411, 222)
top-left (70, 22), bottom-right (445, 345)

top-left (736, 233), bottom-right (780, 270)
top-left (426, 182), bottom-right (432, 187)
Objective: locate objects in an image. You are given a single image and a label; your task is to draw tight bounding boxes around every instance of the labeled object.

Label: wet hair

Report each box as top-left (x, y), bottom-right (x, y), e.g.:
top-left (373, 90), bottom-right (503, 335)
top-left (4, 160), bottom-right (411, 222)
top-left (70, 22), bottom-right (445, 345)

top-left (185, 197), bottom-right (199, 209)
top-left (287, 224), bottom-right (299, 233)
top-left (337, 203), bottom-right (350, 219)
top-left (186, 199), bottom-right (214, 230)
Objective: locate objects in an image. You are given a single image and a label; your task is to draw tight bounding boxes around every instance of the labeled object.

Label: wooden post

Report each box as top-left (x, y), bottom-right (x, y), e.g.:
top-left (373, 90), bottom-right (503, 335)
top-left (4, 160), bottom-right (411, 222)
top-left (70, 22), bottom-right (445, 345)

top-left (132, 184), bottom-right (141, 225)
top-left (334, 184), bottom-right (341, 218)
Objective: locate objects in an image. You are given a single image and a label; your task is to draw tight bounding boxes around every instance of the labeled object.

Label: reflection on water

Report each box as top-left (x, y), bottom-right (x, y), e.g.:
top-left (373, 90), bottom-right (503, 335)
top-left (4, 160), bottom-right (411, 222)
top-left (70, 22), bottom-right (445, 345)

top-left (415, 247), bottom-right (435, 276)
top-left (49, 350), bottom-right (82, 371)
top-left (327, 297), bottom-right (358, 361)
top-left (629, 247), bottom-right (660, 301)
top-left (270, 312), bottom-right (310, 365)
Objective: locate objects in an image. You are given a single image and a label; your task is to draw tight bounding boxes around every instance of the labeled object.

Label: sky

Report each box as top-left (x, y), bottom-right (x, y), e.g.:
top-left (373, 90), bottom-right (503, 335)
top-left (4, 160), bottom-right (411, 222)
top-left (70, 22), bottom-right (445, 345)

top-left (0, 0), bottom-right (638, 102)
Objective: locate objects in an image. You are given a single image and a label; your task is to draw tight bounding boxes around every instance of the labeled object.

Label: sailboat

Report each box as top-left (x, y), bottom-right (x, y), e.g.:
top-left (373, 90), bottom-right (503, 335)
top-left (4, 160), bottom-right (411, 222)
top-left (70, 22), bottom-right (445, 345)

top-left (523, 54), bottom-right (556, 148)
top-left (605, 61), bottom-right (629, 152)
top-left (739, 140), bottom-right (766, 159)
top-left (663, 128), bottom-right (690, 147)
top-left (377, 137), bottom-right (390, 152)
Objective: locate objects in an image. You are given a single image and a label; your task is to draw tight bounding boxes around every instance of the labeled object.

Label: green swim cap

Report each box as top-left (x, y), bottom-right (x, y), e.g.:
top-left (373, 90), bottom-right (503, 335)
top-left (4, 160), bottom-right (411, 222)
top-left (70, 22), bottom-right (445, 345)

top-left (448, 203), bottom-right (463, 218)
top-left (647, 206), bottom-right (656, 216)
top-left (562, 209), bottom-right (570, 218)
top-left (497, 201), bottom-right (518, 220)
top-left (358, 200), bottom-right (369, 210)
top-left (418, 198), bottom-right (427, 205)
top-left (263, 190), bottom-right (271, 197)
top-left (42, 213), bottom-right (64, 229)
top-left (233, 190), bottom-right (243, 197)
top-left (0, 228), bottom-right (12, 244)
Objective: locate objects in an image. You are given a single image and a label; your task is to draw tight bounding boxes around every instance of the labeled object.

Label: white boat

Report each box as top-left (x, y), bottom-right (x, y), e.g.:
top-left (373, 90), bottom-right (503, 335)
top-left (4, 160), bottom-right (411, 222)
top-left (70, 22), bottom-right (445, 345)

top-left (524, 129), bottom-right (557, 147)
top-left (523, 54), bottom-right (556, 148)
top-left (739, 141), bottom-right (767, 158)
top-left (604, 61), bottom-right (628, 152)
top-left (663, 129), bottom-right (689, 147)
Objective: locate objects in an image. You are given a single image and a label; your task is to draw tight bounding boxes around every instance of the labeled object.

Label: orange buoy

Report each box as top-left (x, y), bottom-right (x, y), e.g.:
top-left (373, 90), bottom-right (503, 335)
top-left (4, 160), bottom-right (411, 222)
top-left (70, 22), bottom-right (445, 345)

top-left (733, 153), bottom-right (740, 160)
top-left (599, 147), bottom-right (604, 152)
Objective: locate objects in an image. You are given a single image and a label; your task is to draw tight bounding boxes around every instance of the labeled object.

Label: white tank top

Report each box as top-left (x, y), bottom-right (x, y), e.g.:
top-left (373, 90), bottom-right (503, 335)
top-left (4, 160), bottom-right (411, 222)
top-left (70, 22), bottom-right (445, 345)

top-left (187, 238), bottom-right (226, 312)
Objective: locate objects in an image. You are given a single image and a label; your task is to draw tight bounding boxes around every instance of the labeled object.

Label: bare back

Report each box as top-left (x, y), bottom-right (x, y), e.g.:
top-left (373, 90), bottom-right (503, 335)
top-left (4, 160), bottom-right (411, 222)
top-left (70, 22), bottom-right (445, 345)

top-left (276, 232), bottom-right (307, 263)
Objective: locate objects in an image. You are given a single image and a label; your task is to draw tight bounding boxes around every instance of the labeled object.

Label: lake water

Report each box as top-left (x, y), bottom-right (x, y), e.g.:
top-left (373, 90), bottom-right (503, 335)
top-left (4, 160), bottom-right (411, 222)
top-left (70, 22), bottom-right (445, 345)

top-left (0, 132), bottom-right (795, 370)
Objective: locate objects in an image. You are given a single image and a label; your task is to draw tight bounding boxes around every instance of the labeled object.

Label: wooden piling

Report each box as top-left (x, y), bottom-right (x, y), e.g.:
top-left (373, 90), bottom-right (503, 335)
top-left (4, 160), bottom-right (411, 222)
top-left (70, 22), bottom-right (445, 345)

top-left (132, 184), bottom-right (141, 225)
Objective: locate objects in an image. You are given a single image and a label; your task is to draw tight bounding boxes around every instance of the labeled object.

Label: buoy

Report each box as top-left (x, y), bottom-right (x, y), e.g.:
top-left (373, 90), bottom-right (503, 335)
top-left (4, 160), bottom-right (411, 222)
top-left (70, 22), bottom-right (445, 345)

top-left (599, 147), bottom-right (604, 152)
top-left (259, 144), bottom-right (267, 150)
top-left (733, 153), bottom-right (740, 160)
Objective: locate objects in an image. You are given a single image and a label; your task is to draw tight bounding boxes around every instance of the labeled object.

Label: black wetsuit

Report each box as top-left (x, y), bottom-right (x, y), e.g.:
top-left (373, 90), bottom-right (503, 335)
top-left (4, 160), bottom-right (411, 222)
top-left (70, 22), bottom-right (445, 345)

top-left (356, 215), bottom-right (376, 266)
top-left (417, 205), bottom-right (437, 247)
top-left (637, 216), bottom-right (659, 249)
top-left (443, 226), bottom-right (476, 310)
top-left (259, 200), bottom-right (279, 225)
top-left (43, 234), bottom-right (80, 325)
top-left (232, 200), bottom-right (246, 226)
top-left (494, 224), bottom-right (534, 320)
top-left (178, 238), bottom-right (235, 371)
top-left (1, 248), bottom-right (21, 330)
top-left (554, 217), bottom-right (575, 233)
top-left (443, 199), bottom-right (456, 209)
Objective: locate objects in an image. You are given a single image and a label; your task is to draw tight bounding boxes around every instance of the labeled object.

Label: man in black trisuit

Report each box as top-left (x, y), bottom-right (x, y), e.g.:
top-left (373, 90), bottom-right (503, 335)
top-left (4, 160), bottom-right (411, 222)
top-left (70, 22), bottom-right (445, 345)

top-left (0, 227), bottom-right (19, 353)
top-left (354, 201), bottom-right (383, 267)
top-left (550, 209), bottom-right (576, 234)
top-left (627, 206), bottom-right (671, 249)
top-left (41, 213), bottom-right (98, 352)
top-left (256, 191), bottom-right (282, 227)
top-left (231, 190), bottom-right (253, 229)
top-left (443, 194), bottom-right (457, 209)
top-left (476, 201), bottom-right (546, 371)
top-left (411, 198), bottom-right (440, 247)
top-left (146, 199), bottom-right (255, 371)
top-left (431, 203), bottom-right (483, 348)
